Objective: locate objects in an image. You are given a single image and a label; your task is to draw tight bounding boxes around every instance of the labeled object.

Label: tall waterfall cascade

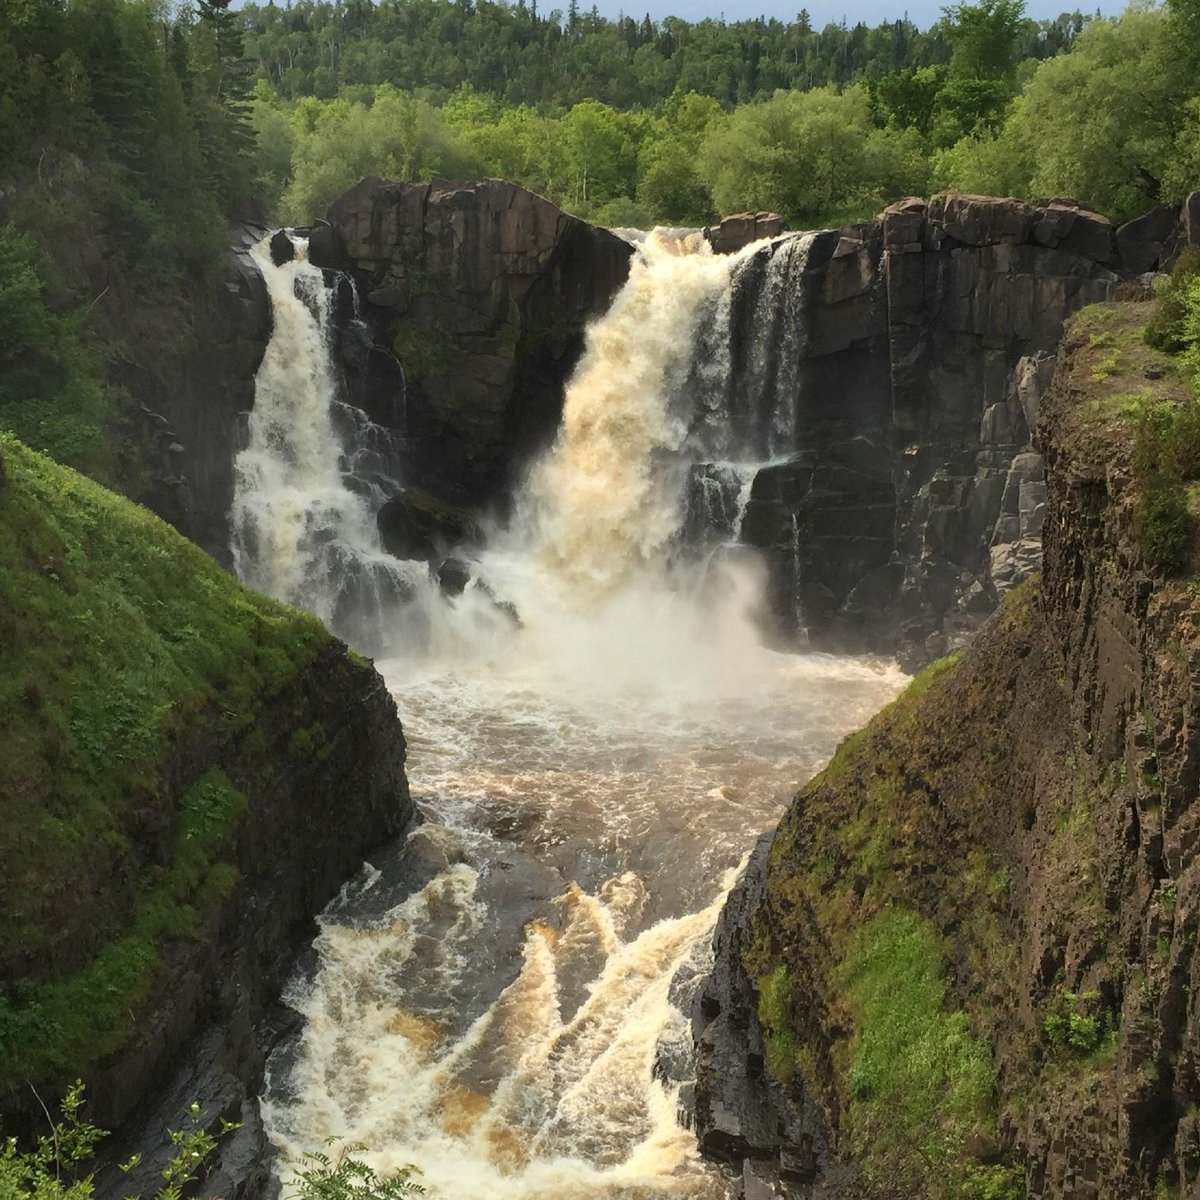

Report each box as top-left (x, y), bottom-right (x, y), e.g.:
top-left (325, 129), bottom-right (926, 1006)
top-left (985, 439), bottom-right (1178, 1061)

top-left (230, 238), bottom-right (419, 654)
top-left (233, 228), bottom-right (904, 1198)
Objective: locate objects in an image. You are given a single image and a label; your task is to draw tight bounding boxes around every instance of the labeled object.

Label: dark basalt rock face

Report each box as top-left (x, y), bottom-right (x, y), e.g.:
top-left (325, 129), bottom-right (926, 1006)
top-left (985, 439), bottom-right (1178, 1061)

top-left (376, 486), bottom-right (482, 562)
top-left (690, 302), bottom-right (1200, 1198)
top-left (730, 191), bottom-right (1190, 659)
top-left (325, 176), bottom-right (635, 508)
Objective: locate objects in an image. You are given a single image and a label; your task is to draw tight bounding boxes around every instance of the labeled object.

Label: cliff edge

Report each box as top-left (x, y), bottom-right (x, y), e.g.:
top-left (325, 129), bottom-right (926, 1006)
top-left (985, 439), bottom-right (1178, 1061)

top-left (0, 433), bottom-right (412, 1195)
top-left (693, 295), bottom-right (1200, 1199)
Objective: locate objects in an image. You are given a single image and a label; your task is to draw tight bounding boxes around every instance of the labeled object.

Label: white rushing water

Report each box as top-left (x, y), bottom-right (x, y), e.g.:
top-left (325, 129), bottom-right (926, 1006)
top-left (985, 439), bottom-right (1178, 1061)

top-left (237, 230), bottom-right (906, 1198)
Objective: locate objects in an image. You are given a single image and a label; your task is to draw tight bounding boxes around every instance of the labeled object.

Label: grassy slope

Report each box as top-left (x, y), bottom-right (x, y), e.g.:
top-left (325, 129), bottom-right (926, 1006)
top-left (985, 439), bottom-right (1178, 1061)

top-left (742, 297), bottom-right (1200, 1198)
top-left (0, 432), bottom-right (330, 1087)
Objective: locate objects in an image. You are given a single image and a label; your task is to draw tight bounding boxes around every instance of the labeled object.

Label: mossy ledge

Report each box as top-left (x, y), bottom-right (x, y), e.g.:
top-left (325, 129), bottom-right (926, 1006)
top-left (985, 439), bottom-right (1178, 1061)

top-left (0, 434), bottom-right (412, 1185)
top-left (693, 298), bottom-right (1200, 1199)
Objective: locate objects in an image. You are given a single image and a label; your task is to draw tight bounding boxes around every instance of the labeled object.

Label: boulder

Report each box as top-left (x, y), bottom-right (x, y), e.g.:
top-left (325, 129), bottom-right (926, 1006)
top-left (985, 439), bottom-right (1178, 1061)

top-left (705, 211), bottom-right (786, 255)
top-left (436, 555), bottom-right (472, 596)
top-left (268, 229), bottom-right (294, 267)
top-left (307, 219), bottom-right (348, 270)
top-left (377, 487), bottom-right (481, 562)
top-left (929, 192), bottom-right (1036, 246)
top-left (880, 196), bottom-right (926, 251)
top-left (1030, 201), bottom-right (1114, 261)
top-left (1116, 205), bottom-right (1179, 274)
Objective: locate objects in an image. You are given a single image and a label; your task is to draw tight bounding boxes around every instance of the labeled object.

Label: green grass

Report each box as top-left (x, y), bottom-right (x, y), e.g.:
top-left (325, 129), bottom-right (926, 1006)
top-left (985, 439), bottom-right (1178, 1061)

top-left (842, 909), bottom-right (1011, 1199)
top-left (757, 965), bottom-right (797, 1082)
top-left (0, 770), bottom-right (245, 1084)
top-left (0, 433), bottom-right (331, 1088)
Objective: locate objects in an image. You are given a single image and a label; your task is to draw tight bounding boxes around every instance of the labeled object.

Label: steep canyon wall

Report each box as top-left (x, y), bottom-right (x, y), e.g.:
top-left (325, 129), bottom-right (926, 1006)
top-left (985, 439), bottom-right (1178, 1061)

top-left (173, 184), bottom-right (1188, 658)
top-left (690, 300), bottom-right (1200, 1199)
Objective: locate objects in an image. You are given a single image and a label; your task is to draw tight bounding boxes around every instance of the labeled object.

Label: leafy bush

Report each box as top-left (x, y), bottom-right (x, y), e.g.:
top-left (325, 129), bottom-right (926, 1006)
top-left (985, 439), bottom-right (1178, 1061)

top-left (1135, 482), bottom-right (1192, 575)
top-left (289, 1142), bottom-right (424, 1200)
top-left (0, 1085), bottom-right (228, 1200)
top-left (1145, 250), bottom-right (1200, 356)
top-left (1041, 990), bottom-right (1110, 1058)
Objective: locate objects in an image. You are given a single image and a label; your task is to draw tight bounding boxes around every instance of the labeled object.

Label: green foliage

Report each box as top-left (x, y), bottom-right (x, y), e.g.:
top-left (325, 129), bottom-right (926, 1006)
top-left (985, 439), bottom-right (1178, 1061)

top-left (1145, 251), bottom-right (1200, 356)
top-left (0, 1083), bottom-right (104, 1200)
top-left (961, 1163), bottom-right (1026, 1200)
top-left (697, 85), bottom-right (929, 224)
top-left (0, 434), bottom-right (329, 1091)
top-left (935, 8), bottom-right (1190, 221)
top-left (1, 1085), bottom-right (232, 1200)
top-left (1041, 990), bottom-right (1111, 1058)
top-left (288, 1142), bottom-right (424, 1200)
top-left (0, 0), bottom-right (260, 500)
top-left (842, 908), bottom-right (1004, 1199)
top-left (757, 965), bottom-right (797, 1083)
top-left (1135, 482), bottom-right (1192, 575)
top-left (239, 0), bottom-right (1105, 229)
top-left (280, 84), bottom-right (480, 223)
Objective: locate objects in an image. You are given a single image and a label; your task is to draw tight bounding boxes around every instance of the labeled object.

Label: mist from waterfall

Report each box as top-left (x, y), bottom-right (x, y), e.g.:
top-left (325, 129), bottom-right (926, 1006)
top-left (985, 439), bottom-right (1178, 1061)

top-left (230, 238), bottom-right (420, 655)
top-left (236, 228), bottom-right (906, 1199)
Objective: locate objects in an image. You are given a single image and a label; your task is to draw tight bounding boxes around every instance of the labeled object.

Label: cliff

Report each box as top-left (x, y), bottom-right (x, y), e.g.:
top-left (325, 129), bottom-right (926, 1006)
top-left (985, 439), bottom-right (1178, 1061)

top-left (729, 194), bottom-right (1187, 659)
top-left (692, 297), bottom-right (1200, 1198)
top-left (0, 434), bottom-right (412, 1194)
top-left (316, 176), bottom-right (634, 509)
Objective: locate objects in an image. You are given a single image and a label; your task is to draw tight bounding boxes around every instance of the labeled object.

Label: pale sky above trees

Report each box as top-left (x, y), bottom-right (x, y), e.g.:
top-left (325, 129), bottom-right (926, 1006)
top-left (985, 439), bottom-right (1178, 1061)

top-left (588, 0), bottom-right (1125, 27)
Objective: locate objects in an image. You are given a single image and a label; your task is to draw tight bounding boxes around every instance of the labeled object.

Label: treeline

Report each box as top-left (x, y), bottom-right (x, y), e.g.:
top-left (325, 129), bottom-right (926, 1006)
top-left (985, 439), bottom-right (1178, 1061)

top-left (239, 0), bottom-right (1088, 108)
top-left (0, 0), bottom-right (257, 482)
top-left (248, 0), bottom-right (1200, 232)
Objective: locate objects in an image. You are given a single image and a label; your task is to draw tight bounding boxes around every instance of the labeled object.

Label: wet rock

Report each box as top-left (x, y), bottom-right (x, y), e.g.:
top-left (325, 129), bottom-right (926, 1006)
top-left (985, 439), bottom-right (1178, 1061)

top-left (268, 229), bottom-right (294, 267)
top-left (376, 488), bottom-right (481, 562)
top-left (706, 212), bottom-right (785, 254)
top-left (326, 177), bottom-right (633, 507)
top-left (436, 555), bottom-right (472, 596)
top-left (306, 219), bottom-right (347, 270)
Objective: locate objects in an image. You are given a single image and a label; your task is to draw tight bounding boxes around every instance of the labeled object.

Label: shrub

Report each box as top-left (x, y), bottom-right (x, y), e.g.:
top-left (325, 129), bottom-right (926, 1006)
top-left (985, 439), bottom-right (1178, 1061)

top-left (1041, 990), bottom-right (1110, 1058)
top-left (1135, 482), bottom-right (1192, 575)
top-left (1145, 250), bottom-right (1200, 355)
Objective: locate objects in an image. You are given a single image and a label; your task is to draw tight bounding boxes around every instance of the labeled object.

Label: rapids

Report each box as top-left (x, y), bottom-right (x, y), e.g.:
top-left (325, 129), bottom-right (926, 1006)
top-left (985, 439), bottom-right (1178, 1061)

top-left (236, 231), bottom-right (906, 1198)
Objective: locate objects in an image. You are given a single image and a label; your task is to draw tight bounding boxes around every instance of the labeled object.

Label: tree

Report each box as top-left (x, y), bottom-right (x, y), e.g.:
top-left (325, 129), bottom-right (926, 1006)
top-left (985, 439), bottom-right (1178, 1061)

top-left (942, 0), bottom-right (1026, 81)
top-left (934, 8), bottom-right (1188, 220)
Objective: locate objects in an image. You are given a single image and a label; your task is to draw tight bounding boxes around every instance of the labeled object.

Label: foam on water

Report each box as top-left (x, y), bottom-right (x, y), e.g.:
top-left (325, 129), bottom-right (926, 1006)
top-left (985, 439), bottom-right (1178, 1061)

top-left (241, 229), bottom-right (907, 1197)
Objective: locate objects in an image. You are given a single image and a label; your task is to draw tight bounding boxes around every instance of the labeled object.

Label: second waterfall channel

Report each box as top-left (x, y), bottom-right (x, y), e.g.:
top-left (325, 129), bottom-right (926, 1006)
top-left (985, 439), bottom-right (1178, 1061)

top-left (234, 231), bottom-right (904, 1197)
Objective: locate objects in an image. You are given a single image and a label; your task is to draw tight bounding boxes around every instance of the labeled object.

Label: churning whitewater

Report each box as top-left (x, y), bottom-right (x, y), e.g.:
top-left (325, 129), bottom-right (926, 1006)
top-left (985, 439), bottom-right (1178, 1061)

top-left (235, 230), bottom-right (905, 1198)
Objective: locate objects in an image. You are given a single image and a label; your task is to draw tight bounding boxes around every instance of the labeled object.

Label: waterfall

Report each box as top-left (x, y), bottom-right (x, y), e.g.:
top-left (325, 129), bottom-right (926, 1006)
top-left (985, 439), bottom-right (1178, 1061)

top-left (230, 238), bottom-right (420, 655)
top-left (517, 231), bottom-right (740, 601)
top-left (238, 225), bottom-right (905, 1200)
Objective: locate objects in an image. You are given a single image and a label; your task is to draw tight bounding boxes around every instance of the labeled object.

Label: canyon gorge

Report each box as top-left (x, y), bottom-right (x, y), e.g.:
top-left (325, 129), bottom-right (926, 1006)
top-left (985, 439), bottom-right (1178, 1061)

top-left (7, 179), bottom-right (1200, 1200)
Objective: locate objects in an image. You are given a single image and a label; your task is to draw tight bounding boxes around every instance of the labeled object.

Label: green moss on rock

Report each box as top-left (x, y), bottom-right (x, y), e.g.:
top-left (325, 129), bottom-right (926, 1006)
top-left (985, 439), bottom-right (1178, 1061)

top-left (0, 433), bottom-right (334, 1089)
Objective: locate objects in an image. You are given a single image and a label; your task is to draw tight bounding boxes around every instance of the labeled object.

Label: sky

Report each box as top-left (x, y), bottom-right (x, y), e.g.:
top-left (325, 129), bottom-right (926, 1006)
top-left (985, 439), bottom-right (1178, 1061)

top-left (580, 0), bottom-right (1129, 27)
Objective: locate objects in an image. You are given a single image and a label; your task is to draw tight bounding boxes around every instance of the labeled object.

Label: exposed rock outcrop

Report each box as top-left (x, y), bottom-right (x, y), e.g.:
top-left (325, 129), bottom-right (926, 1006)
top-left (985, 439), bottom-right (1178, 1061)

top-left (691, 299), bottom-right (1200, 1198)
top-left (325, 177), bottom-right (634, 508)
top-left (732, 192), bottom-right (1178, 657)
top-left (707, 211), bottom-right (786, 254)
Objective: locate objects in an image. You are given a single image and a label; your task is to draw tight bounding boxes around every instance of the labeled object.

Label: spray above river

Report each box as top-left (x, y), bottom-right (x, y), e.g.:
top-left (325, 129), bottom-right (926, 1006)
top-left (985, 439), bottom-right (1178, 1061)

top-left (234, 229), bottom-right (905, 1197)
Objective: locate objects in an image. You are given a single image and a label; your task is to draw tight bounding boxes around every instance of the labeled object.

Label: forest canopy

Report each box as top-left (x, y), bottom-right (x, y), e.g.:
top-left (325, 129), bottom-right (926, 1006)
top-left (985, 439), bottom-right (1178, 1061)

top-left (235, 0), bottom-right (1200, 229)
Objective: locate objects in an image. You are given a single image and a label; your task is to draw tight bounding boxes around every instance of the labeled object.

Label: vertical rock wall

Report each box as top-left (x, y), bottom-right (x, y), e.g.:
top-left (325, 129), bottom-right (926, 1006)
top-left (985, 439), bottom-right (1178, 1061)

top-left (736, 193), bottom-right (1178, 659)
